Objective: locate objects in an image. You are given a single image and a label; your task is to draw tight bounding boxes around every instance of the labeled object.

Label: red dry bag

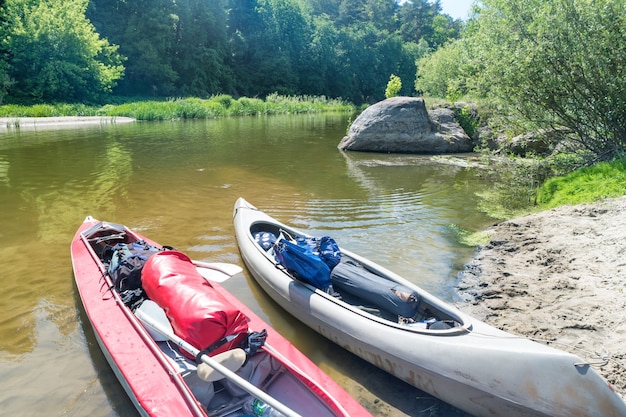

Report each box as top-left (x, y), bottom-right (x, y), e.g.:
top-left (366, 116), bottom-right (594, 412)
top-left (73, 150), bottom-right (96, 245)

top-left (141, 250), bottom-right (249, 357)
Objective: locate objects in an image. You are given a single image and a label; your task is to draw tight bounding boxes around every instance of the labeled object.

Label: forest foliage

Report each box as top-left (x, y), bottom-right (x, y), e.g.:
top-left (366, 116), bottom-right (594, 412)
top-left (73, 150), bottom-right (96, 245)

top-left (0, 0), bottom-right (462, 105)
top-left (417, 0), bottom-right (626, 161)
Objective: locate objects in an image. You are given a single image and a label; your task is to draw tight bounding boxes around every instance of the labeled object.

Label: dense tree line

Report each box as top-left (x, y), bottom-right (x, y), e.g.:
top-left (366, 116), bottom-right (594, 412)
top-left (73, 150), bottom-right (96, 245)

top-left (0, 0), bottom-right (462, 105)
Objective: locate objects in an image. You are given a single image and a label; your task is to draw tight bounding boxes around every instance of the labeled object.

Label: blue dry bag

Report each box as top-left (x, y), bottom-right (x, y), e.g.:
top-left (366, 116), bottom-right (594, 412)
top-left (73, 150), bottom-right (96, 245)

top-left (274, 239), bottom-right (332, 289)
top-left (318, 236), bottom-right (341, 269)
top-left (294, 235), bottom-right (342, 269)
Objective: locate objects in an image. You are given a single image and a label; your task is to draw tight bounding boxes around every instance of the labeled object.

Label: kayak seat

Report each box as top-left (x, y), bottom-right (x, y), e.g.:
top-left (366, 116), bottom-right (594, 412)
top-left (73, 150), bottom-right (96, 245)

top-left (155, 341), bottom-right (218, 408)
top-left (135, 300), bottom-right (200, 373)
top-left (184, 372), bottom-right (216, 408)
top-left (153, 341), bottom-right (219, 408)
top-left (206, 353), bottom-right (280, 415)
top-left (136, 300), bottom-right (241, 409)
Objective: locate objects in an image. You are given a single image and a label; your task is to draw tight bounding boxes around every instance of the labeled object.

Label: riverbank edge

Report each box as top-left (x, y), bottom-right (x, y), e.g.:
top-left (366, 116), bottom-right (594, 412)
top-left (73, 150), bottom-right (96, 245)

top-left (455, 195), bottom-right (626, 398)
top-left (0, 116), bottom-right (136, 130)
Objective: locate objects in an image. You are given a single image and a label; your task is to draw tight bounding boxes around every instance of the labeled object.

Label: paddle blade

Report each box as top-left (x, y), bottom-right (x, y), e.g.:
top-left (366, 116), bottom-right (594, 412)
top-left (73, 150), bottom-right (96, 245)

top-left (194, 261), bottom-right (243, 283)
top-left (135, 300), bottom-right (173, 342)
top-left (197, 348), bottom-right (247, 382)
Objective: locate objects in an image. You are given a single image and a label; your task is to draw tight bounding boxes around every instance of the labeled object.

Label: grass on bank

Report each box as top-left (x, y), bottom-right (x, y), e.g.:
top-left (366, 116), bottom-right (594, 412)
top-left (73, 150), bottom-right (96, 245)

top-left (451, 158), bottom-right (626, 247)
top-left (0, 93), bottom-right (356, 120)
top-left (477, 156), bottom-right (626, 216)
top-left (536, 158), bottom-right (626, 208)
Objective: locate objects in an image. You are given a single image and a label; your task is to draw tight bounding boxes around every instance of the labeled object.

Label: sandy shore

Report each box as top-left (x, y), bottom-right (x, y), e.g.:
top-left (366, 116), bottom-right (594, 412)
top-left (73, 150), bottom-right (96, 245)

top-left (0, 116), bottom-right (135, 130)
top-left (456, 196), bottom-right (626, 398)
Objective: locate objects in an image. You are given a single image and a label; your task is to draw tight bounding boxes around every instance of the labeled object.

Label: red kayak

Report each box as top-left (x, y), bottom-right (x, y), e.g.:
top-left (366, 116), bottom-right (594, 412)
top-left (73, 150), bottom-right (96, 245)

top-left (71, 216), bottom-right (371, 417)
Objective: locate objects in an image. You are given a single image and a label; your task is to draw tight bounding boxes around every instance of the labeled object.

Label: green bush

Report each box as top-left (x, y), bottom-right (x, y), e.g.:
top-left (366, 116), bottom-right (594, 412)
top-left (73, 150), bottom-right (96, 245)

top-left (215, 94), bottom-right (233, 109)
top-left (385, 75), bottom-right (402, 99)
top-left (468, 0), bottom-right (626, 161)
top-left (453, 105), bottom-right (479, 139)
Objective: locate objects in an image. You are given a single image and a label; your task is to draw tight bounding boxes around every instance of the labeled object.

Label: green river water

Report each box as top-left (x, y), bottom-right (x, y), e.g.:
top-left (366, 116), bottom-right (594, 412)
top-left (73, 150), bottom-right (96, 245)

top-left (0, 114), bottom-right (495, 416)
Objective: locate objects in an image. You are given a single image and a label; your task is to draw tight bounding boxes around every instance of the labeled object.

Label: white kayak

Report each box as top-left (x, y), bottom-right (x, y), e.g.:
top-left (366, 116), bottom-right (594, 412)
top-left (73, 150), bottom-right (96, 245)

top-left (233, 197), bottom-right (626, 417)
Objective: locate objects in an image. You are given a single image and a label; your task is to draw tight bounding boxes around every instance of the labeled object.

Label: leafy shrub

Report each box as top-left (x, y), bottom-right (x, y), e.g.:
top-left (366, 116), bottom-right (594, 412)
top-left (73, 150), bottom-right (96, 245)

top-left (385, 75), bottom-right (402, 99)
top-left (214, 94), bottom-right (233, 109)
top-left (453, 105), bottom-right (479, 139)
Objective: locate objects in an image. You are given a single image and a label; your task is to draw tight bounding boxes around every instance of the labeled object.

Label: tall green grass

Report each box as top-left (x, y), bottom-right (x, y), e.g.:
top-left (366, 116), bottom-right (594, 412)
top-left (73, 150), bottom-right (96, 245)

top-left (536, 158), bottom-right (626, 208)
top-left (0, 94), bottom-right (355, 120)
top-left (0, 103), bottom-right (98, 117)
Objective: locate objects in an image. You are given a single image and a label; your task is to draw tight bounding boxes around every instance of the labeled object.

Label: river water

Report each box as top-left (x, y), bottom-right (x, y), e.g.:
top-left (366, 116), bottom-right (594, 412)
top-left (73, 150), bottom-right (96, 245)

top-left (0, 114), bottom-right (495, 417)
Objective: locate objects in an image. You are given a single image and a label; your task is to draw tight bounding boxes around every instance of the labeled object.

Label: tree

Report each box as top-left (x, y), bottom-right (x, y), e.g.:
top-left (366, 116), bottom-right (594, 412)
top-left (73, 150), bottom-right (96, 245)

top-left (89, 0), bottom-right (232, 97)
top-left (1, 0), bottom-right (123, 102)
top-left (226, 0), bottom-right (311, 97)
top-left (335, 24), bottom-right (403, 103)
top-left (415, 37), bottom-right (473, 99)
top-left (0, 60), bottom-right (14, 104)
top-left (429, 14), bottom-right (462, 48)
top-left (264, 0), bottom-right (310, 93)
top-left (397, 0), bottom-right (435, 43)
top-left (397, 39), bottom-right (427, 96)
top-left (299, 14), bottom-right (339, 96)
top-left (172, 0), bottom-right (231, 96)
top-left (469, 0), bottom-right (626, 159)
top-left (307, 0), bottom-right (340, 19)
top-left (88, 0), bottom-right (180, 96)
top-left (397, 0), bottom-right (462, 48)
top-left (0, 0), bottom-right (467, 103)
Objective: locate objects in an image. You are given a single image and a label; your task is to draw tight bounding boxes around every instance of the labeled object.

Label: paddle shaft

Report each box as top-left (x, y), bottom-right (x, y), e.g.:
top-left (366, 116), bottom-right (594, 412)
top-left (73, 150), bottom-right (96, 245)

top-left (139, 313), bottom-right (303, 417)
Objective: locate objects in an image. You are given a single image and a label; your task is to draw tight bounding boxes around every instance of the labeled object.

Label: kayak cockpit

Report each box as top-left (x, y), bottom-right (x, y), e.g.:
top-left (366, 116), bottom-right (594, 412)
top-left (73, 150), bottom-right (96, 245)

top-left (249, 221), bottom-right (469, 334)
top-left (154, 336), bottom-right (329, 416)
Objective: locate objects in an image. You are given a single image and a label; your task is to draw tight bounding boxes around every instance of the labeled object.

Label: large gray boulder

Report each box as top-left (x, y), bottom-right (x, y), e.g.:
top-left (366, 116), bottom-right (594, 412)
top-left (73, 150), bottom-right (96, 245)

top-left (338, 97), bottom-right (473, 154)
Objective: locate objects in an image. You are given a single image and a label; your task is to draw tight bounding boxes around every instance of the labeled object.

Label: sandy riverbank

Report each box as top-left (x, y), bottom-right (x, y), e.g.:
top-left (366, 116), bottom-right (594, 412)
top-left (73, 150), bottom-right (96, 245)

top-left (0, 116), bottom-right (135, 130)
top-left (456, 196), bottom-right (626, 397)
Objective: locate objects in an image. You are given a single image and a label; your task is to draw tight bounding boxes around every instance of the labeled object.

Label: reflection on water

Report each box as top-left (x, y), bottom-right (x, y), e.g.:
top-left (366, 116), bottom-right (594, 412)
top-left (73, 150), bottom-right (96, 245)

top-left (0, 115), bottom-right (494, 416)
